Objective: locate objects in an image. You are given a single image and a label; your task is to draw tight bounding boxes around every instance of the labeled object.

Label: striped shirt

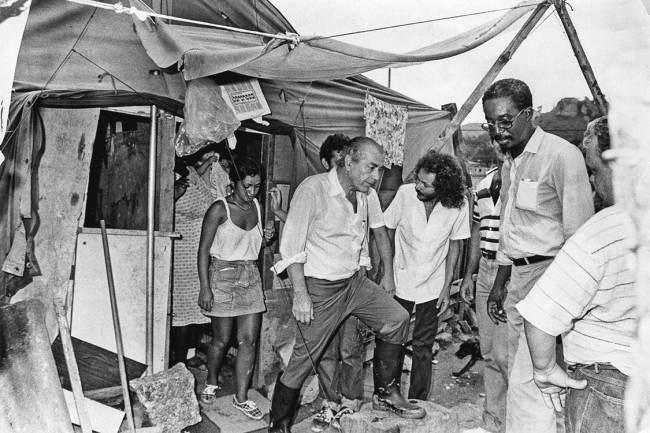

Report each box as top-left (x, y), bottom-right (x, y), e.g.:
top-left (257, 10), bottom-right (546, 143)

top-left (516, 206), bottom-right (636, 375)
top-left (473, 168), bottom-right (501, 258)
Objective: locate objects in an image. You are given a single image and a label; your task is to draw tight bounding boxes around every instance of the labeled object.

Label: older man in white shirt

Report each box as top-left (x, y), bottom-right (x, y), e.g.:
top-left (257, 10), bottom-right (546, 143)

top-left (269, 137), bottom-right (426, 433)
top-left (384, 151), bottom-right (470, 400)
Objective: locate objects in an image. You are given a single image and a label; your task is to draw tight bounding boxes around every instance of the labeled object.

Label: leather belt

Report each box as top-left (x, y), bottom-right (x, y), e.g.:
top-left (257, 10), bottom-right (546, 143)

top-left (511, 255), bottom-right (553, 266)
top-left (481, 250), bottom-right (496, 260)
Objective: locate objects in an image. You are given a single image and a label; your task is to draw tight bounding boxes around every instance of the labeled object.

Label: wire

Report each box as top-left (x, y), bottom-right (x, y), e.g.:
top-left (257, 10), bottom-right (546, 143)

top-left (309, 2), bottom-right (545, 41)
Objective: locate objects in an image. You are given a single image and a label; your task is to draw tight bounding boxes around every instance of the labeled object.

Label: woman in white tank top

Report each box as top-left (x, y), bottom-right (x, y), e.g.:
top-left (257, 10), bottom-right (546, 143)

top-left (197, 157), bottom-right (275, 419)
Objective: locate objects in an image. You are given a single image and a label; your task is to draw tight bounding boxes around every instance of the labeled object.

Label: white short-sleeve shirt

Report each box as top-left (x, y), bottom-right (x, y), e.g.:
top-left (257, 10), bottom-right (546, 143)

top-left (384, 184), bottom-right (470, 303)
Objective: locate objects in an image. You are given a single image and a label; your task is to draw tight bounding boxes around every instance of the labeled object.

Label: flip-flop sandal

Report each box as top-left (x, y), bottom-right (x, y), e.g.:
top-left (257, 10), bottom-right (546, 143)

top-left (200, 384), bottom-right (221, 404)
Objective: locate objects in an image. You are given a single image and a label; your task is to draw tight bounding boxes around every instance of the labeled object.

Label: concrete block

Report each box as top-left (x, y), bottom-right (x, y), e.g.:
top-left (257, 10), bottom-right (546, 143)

top-left (130, 363), bottom-right (201, 433)
top-left (339, 400), bottom-right (460, 433)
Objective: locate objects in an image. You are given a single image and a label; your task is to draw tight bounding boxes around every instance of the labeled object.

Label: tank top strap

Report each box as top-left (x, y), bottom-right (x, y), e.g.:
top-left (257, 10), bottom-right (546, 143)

top-left (217, 197), bottom-right (231, 220)
top-left (253, 198), bottom-right (262, 228)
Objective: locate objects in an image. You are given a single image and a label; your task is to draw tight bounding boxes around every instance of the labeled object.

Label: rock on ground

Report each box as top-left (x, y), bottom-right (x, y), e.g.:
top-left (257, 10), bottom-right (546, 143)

top-left (130, 363), bottom-right (201, 433)
top-left (339, 400), bottom-right (460, 433)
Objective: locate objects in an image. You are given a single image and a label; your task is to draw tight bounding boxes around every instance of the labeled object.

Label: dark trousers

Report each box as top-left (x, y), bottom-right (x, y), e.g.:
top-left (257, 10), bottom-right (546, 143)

top-left (394, 296), bottom-right (439, 400)
top-left (318, 316), bottom-right (364, 401)
top-left (280, 272), bottom-right (409, 390)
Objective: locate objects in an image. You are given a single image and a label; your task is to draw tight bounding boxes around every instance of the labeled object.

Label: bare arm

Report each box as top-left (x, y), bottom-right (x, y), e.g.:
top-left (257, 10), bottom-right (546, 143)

top-left (286, 263), bottom-right (314, 325)
top-left (372, 225), bottom-right (396, 295)
top-left (437, 239), bottom-right (462, 315)
top-left (487, 265), bottom-right (511, 324)
top-left (524, 320), bottom-right (587, 412)
top-left (460, 221), bottom-right (481, 303)
top-left (197, 201), bottom-right (226, 311)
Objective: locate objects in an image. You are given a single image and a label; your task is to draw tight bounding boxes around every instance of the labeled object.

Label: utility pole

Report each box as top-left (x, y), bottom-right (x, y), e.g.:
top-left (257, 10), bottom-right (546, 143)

top-left (552, 0), bottom-right (608, 115)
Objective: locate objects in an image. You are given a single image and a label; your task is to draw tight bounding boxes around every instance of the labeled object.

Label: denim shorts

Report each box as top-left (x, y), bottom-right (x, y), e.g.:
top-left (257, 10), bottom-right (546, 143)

top-left (566, 364), bottom-right (627, 433)
top-left (202, 258), bottom-right (266, 318)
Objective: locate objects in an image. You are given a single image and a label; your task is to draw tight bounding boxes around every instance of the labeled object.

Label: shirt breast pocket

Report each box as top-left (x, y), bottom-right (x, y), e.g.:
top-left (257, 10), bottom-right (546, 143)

top-left (515, 180), bottom-right (539, 211)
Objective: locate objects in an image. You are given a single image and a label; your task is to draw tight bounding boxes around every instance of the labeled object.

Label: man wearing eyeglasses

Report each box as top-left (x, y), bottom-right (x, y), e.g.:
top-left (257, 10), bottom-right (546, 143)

top-left (481, 78), bottom-right (594, 433)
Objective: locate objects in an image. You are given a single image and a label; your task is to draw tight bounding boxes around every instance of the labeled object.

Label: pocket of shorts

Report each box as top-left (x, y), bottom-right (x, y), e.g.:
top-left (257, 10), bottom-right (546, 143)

top-left (515, 180), bottom-right (538, 211)
top-left (216, 266), bottom-right (240, 283)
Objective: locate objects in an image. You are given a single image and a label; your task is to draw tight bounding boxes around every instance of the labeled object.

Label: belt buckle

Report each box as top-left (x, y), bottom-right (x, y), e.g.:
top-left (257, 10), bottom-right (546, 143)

top-left (523, 256), bottom-right (530, 265)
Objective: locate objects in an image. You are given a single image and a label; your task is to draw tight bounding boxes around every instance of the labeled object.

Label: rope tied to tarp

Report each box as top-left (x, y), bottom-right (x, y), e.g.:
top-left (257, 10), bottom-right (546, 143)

top-left (65, 0), bottom-right (303, 43)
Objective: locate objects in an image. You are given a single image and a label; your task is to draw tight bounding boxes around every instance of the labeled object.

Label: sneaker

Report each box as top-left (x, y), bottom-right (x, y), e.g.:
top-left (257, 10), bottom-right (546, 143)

top-left (311, 405), bottom-right (336, 432)
top-left (232, 396), bottom-right (264, 420)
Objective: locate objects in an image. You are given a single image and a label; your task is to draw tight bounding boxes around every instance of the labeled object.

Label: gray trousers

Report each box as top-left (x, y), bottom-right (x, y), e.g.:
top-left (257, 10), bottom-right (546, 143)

top-left (280, 271), bottom-right (409, 390)
top-left (318, 316), bottom-right (364, 401)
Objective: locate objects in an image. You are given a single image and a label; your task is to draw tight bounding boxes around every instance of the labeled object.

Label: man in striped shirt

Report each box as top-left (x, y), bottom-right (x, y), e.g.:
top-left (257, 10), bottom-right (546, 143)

top-left (517, 117), bottom-right (634, 433)
top-left (459, 143), bottom-right (507, 432)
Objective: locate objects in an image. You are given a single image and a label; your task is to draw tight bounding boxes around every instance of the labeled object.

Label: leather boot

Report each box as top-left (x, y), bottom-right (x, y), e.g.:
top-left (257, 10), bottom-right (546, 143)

top-left (372, 339), bottom-right (426, 419)
top-left (269, 377), bottom-right (300, 432)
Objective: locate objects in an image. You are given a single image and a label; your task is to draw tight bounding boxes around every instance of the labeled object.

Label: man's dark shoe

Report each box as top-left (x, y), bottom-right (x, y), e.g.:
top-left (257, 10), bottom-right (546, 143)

top-left (372, 339), bottom-right (427, 419)
top-left (269, 377), bottom-right (300, 433)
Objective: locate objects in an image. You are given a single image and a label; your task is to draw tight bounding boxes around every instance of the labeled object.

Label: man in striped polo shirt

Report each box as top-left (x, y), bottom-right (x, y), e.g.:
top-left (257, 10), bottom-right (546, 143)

top-left (518, 117), bottom-right (634, 433)
top-left (460, 143), bottom-right (508, 432)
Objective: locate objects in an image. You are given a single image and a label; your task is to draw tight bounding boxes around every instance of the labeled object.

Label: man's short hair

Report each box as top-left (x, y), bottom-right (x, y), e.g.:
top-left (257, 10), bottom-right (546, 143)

top-left (482, 78), bottom-right (533, 111)
top-left (415, 151), bottom-right (466, 209)
top-left (320, 134), bottom-right (350, 163)
top-left (592, 116), bottom-right (610, 154)
top-left (336, 136), bottom-right (383, 168)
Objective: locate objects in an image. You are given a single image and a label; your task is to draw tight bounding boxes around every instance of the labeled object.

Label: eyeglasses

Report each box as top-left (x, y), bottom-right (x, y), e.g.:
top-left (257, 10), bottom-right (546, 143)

top-left (481, 107), bottom-right (531, 133)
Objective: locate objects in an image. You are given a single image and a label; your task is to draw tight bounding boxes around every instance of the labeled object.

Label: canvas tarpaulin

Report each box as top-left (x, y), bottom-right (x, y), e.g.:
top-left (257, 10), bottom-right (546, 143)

top-left (128, 0), bottom-right (542, 81)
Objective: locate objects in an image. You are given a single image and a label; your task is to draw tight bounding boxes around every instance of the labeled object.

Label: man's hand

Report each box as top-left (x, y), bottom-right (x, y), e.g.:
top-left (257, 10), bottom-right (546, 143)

top-left (198, 287), bottom-right (213, 312)
top-left (533, 363), bottom-right (587, 412)
top-left (436, 285), bottom-right (451, 317)
top-left (459, 275), bottom-right (475, 304)
top-left (292, 291), bottom-right (314, 325)
top-left (379, 273), bottom-right (396, 296)
top-left (487, 284), bottom-right (507, 324)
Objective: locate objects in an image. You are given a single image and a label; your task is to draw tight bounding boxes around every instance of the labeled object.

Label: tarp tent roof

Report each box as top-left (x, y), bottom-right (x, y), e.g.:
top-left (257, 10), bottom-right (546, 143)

top-left (129, 0), bottom-right (539, 81)
top-left (10, 0), bottom-right (452, 175)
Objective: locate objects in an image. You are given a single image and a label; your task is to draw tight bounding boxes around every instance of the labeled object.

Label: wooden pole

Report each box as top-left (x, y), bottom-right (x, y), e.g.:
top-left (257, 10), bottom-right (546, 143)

top-left (146, 105), bottom-right (158, 376)
top-left (54, 301), bottom-right (93, 433)
top-left (99, 220), bottom-right (136, 433)
top-left (552, 0), bottom-right (608, 115)
top-left (433, 1), bottom-right (551, 149)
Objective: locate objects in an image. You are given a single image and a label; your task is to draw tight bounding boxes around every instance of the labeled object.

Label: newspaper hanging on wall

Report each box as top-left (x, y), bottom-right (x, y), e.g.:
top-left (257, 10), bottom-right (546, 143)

top-left (0, 0), bottom-right (32, 162)
top-left (364, 93), bottom-right (408, 168)
top-left (220, 79), bottom-right (271, 122)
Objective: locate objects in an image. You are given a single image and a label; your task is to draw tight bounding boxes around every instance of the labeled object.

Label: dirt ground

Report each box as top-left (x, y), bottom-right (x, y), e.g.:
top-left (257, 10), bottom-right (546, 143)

top-left (185, 336), bottom-right (486, 432)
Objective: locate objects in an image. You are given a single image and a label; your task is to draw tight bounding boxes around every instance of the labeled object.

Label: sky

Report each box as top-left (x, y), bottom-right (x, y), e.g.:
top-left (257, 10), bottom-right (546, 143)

top-left (272, 0), bottom-right (650, 124)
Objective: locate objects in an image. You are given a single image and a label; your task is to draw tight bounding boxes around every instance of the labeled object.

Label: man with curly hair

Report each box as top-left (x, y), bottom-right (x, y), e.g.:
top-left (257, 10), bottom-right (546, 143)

top-left (384, 151), bottom-right (470, 400)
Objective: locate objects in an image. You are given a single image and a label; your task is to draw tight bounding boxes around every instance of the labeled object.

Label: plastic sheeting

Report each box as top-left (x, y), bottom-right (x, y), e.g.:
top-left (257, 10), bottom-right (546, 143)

top-left (129, 0), bottom-right (541, 81)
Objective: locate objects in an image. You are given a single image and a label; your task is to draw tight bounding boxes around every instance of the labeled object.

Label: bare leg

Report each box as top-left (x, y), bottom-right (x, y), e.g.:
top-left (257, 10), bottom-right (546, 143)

top-left (234, 313), bottom-right (262, 402)
top-left (206, 316), bottom-right (234, 386)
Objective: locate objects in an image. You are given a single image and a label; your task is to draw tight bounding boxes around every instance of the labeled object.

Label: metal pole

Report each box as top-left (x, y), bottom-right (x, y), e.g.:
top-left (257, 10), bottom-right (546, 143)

top-left (99, 220), bottom-right (136, 433)
top-left (146, 105), bottom-right (157, 375)
top-left (552, 0), bottom-right (608, 115)
top-left (387, 68), bottom-right (392, 88)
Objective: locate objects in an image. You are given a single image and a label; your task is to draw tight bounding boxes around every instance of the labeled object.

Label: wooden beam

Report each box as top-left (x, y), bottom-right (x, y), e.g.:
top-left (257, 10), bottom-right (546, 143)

top-left (434, 1), bottom-right (551, 149)
top-left (441, 103), bottom-right (463, 153)
top-left (552, 0), bottom-right (609, 115)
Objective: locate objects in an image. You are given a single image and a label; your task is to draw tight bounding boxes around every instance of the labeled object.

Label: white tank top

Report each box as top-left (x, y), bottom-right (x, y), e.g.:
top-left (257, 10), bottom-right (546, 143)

top-left (209, 197), bottom-right (263, 261)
